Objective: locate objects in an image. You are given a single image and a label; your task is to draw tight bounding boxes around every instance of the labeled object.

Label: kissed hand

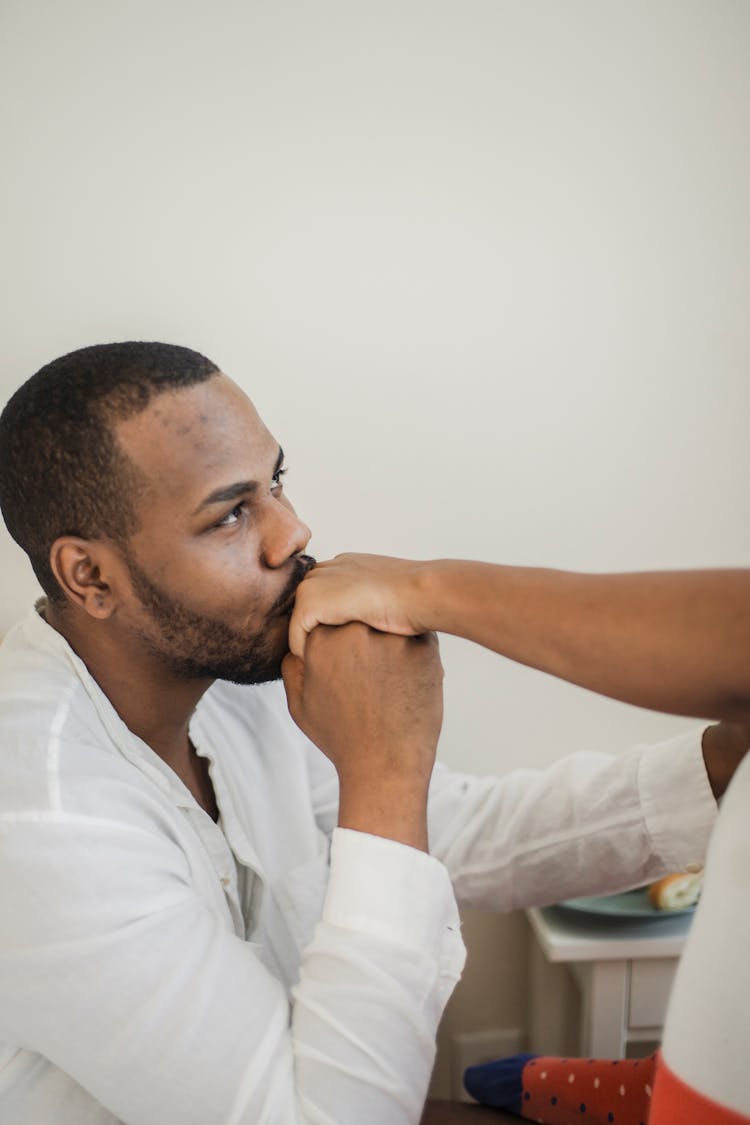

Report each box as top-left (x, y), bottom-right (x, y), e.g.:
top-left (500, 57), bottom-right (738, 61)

top-left (288, 553), bottom-right (427, 658)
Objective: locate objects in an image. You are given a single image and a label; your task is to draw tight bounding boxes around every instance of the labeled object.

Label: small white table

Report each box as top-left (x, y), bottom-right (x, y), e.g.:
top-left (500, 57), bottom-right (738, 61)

top-left (526, 905), bottom-right (692, 1058)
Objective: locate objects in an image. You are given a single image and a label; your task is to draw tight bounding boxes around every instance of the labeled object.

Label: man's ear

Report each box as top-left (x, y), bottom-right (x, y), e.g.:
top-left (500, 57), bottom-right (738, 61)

top-left (49, 537), bottom-right (120, 619)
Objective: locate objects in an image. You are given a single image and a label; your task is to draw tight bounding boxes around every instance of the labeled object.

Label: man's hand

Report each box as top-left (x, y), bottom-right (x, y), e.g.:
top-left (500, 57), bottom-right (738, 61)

top-left (288, 554), bottom-right (427, 658)
top-left (701, 719), bottom-right (750, 800)
top-left (282, 623), bottom-right (443, 852)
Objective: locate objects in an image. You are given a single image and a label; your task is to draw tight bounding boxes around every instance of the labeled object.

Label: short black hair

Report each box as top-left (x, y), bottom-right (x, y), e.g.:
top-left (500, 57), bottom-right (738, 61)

top-left (0, 342), bottom-right (220, 604)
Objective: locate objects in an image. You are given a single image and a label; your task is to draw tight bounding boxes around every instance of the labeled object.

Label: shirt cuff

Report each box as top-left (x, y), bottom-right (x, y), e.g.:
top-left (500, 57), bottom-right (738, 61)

top-left (324, 827), bottom-right (465, 966)
top-left (638, 727), bottom-right (717, 871)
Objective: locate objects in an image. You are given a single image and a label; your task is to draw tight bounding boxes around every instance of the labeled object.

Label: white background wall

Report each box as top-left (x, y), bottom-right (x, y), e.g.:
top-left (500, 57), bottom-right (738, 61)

top-left (2, 0), bottom-right (749, 1092)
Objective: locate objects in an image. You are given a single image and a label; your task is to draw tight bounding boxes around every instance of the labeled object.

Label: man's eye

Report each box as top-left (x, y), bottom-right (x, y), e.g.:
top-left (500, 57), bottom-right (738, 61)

top-left (216, 502), bottom-right (246, 528)
top-left (272, 466), bottom-right (288, 490)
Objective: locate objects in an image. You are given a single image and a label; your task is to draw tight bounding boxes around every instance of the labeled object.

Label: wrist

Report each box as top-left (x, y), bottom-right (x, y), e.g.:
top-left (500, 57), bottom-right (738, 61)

top-left (413, 559), bottom-right (454, 634)
top-left (338, 774), bottom-right (430, 852)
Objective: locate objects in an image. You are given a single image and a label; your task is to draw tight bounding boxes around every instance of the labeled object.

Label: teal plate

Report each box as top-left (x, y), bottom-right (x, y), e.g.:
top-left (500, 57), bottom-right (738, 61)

top-left (558, 887), bottom-right (697, 918)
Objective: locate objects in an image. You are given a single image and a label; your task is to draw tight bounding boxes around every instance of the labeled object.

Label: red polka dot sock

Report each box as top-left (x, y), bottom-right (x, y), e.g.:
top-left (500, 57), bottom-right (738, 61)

top-left (519, 1054), bottom-right (655, 1125)
top-left (464, 1052), bottom-right (656, 1125)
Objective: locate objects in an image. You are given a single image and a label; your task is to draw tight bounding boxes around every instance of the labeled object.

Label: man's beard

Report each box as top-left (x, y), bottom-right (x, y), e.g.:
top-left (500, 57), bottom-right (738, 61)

top-left (125, 553), bottom-right (315, 685)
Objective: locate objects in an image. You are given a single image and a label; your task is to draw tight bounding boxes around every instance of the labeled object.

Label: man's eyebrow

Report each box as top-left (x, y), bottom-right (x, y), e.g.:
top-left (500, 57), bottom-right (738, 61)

top-left (193, 480), bottom-right (258, 513)
top-left (193, 447), bottom-right (284, 514)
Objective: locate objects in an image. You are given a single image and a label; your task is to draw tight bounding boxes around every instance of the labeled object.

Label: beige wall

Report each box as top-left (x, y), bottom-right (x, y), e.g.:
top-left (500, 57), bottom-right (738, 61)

top-left (2, 0), bottom-right (750, 1087)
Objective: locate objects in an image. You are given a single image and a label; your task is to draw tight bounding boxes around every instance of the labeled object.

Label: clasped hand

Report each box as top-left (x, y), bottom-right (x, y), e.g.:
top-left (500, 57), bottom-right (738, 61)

top-left (282, 623), bottom-right (443, 852)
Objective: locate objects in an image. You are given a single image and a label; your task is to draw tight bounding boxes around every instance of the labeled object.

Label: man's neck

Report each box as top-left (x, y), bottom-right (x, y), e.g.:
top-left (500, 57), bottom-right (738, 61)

top-left (44, 602), bottom-right (217, 812)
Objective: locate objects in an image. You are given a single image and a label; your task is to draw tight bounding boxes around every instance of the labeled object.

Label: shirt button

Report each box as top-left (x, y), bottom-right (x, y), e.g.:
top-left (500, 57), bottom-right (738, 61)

top-left (220, 876), bottom-right (231, 887)
top-left (685, 862), bottom-right (703, 874)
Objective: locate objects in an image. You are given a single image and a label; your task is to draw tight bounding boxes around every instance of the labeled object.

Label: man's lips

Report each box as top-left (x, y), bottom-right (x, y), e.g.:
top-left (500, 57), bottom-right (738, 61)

top-left (271, 554), bottom-right (316, 617)
top-left (297, 553), bottom-right (317, 579)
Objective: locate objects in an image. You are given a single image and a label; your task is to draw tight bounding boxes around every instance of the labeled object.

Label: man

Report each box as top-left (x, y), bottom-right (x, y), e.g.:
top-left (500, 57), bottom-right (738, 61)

top-left (0, 342), bottom-right (738, 1125)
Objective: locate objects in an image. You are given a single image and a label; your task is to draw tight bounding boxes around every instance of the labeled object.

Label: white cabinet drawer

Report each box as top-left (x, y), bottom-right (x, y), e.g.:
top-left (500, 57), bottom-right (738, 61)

top-left (628, 959), bottom-right (678, 1028)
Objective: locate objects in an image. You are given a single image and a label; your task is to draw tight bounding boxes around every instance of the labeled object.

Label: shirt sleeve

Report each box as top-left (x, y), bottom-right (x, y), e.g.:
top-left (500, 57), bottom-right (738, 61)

top-left (0, 816), bottom-right (464, 1125)
top-left (426, 728), bottom-right (717, 910)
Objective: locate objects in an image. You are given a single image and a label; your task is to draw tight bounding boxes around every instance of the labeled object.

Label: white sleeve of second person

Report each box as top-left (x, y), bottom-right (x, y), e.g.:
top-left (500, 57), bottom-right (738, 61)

top-left (426, 728), bottom-right (717, 910)
top-left (0, 818), bottom-right (464, 1125)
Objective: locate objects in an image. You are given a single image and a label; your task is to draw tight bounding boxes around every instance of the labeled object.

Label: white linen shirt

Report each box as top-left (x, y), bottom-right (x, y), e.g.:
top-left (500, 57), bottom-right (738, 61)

top-left (0, 608), bottom-right (717, 1125)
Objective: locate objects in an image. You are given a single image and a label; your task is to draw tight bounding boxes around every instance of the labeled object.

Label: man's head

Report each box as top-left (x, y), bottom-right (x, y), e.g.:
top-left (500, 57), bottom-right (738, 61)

top-left (0, 342), bottom-right (313, 684)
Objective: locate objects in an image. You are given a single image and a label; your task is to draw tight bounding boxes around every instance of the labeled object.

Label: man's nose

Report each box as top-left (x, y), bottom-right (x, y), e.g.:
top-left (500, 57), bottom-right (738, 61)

top-left (260, 497), bottom-right (311, 569)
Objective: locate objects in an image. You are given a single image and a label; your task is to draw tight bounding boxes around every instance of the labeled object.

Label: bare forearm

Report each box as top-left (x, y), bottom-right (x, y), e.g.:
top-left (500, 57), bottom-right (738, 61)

top-left (418, 563), bottom-right (750, 721)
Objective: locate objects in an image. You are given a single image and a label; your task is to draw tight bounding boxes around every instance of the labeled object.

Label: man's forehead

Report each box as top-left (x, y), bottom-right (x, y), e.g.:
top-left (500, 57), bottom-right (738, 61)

top-left (114, 374), bottom-right (278, 495)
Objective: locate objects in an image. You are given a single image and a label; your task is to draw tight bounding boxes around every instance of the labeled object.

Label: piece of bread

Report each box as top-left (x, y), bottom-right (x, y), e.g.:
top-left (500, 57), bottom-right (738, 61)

top-left (648, 871), bottom-right (703, 911)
